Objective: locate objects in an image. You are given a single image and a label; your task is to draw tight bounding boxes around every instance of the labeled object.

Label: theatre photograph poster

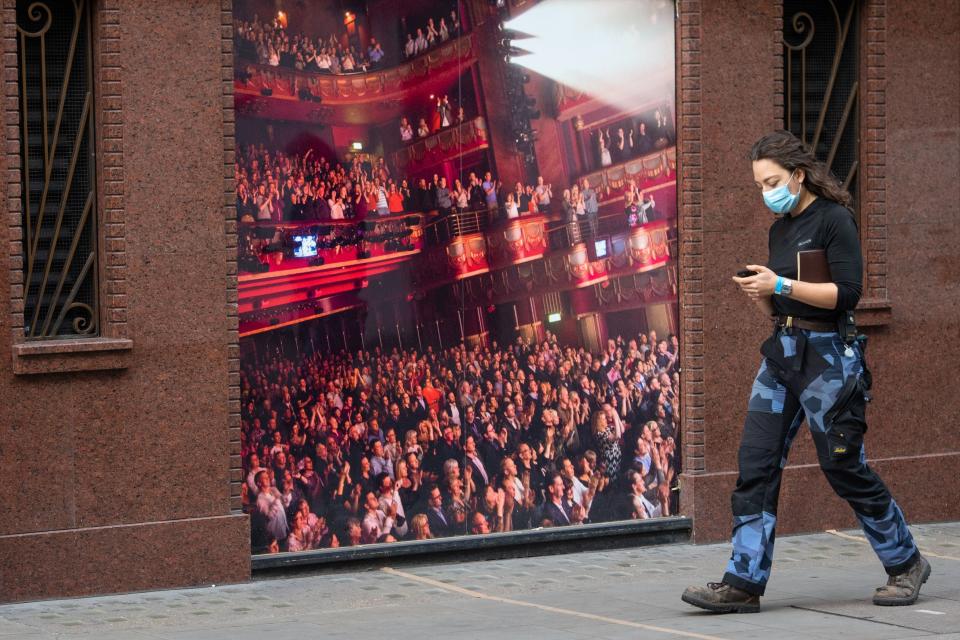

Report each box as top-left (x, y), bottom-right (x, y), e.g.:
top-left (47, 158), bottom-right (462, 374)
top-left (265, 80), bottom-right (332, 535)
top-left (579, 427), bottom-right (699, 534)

top-left (232, 0), bottom-right (680, 556)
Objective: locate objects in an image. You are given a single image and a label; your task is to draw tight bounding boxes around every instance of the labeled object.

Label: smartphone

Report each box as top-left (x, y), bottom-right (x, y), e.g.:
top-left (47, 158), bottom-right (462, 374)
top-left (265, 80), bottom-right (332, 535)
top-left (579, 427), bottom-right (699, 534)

top-left (736, 269), bottom-right (758, 278)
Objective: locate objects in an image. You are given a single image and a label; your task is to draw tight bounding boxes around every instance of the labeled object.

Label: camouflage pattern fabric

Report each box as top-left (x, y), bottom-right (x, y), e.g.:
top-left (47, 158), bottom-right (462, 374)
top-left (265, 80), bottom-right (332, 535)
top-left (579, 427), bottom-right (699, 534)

top-left (721, 330), bottom-right (918, 596)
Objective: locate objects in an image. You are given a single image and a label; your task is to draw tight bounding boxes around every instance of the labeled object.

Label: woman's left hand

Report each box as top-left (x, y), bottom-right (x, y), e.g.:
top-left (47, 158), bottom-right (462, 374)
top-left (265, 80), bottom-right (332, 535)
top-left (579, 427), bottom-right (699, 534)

top-left (733, 264), bottom-right (778, 300)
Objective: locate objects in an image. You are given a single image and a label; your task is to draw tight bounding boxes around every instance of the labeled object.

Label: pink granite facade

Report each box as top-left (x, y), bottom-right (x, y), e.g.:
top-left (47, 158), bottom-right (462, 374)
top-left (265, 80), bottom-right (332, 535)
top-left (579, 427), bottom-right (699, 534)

top-left (0, 0), bottom-right (957, 602)
top-left (0, 0), bottom-right (249, 602)
top-left (678, 0), bottom-right (960, 542)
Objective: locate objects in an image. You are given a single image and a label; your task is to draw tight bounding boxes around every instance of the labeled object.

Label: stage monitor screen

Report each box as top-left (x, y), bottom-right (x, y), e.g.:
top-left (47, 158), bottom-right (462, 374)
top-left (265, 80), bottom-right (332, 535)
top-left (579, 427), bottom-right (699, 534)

top-left (591, 239), bottom-right (609, 261)
top-left (292, 235), bottom-right (318, 258)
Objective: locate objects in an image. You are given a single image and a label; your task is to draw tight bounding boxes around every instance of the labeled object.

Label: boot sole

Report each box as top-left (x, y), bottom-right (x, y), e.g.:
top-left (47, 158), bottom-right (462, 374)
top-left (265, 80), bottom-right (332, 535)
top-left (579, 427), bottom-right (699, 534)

top-left (681, 592), bottom-right (760, 614)
top-left (872, 559), bottom-right (931, 606)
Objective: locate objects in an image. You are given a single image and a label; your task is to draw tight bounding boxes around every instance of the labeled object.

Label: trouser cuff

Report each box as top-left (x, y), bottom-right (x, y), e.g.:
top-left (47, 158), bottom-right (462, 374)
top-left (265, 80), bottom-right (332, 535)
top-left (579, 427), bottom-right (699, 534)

top-left (721, 571), bottom-right (766, 596)
top-left (884, 549), bottom-right (921, 576)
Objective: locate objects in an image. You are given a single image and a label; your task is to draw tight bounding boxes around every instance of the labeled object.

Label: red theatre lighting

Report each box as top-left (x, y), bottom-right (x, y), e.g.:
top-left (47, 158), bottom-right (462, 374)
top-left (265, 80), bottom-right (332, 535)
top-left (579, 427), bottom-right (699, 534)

top-left (486, 304), bottom-right (496, 313)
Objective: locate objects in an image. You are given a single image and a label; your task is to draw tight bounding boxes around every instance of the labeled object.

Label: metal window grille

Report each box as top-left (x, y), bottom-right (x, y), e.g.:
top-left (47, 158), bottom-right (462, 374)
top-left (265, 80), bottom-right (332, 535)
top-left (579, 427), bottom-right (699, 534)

top-left (16, 0), bottom-right (99, 339)
top-left (783, 0), bottom-right (860, 207)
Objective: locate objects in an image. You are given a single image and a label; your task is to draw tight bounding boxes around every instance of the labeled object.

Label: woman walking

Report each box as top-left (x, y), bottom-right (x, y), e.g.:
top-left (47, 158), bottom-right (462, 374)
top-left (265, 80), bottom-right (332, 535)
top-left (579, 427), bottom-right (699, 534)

top-left (682, 130), bottom-right (930, 613)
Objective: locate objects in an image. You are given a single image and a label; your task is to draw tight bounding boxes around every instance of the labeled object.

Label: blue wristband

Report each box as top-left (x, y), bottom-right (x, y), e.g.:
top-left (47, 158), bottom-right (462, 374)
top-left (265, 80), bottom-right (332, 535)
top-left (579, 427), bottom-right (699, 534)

top-left (774, 276), bottom-right (784, 295)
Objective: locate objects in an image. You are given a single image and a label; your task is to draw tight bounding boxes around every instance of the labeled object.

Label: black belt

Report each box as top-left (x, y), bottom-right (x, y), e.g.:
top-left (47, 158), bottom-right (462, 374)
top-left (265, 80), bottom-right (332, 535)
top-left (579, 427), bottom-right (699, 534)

top-left (773, 315), bottom-right (836, 332)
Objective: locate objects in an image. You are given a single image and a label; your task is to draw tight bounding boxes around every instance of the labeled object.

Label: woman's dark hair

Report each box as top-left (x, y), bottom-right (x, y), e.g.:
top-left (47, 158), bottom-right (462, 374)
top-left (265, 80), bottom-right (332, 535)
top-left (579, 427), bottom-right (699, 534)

top-left (750, 130), bottom-right (852, 209)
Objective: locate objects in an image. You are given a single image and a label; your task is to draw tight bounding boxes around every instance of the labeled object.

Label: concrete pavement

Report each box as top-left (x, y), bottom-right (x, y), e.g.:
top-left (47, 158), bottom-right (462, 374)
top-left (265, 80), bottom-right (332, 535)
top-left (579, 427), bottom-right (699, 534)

top-left (1, 522), bottom-right (958, 640)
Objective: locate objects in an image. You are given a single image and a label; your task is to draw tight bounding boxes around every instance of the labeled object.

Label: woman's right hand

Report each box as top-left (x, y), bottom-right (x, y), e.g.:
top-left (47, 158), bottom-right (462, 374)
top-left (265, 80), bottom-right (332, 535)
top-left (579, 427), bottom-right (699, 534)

top-left (734, 264), bottom-right (778, 299)
top-left (732, 265), bottom-right (776, 315)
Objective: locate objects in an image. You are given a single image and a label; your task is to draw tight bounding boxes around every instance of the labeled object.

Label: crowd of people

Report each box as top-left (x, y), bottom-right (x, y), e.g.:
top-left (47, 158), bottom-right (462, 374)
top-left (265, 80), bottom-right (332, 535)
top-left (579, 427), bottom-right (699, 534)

top-left (241, 328), bottom-right (681, 553)
top-left (233, 137), bottom-right (540, 225)
top-left (402, 9), bottom-right (462, 60)
top-left (234, 14), bottom-right (381, 74)
top-left (233, 5), bottom-right (464, 76)
top-left (235, 144), bottom-right (405, 223)
top-left (398, 95), bottom-right (468, 143)
top-left (233, 143), bottom-right (544, 236)
top-left (592, 108), bottom-right (676, 169)
top-left (478, 174), bottom-right (665, 232)
top-left (235, 142), bottom-right (670, 249)
top-left (233, 143), bottom-right (518, 225)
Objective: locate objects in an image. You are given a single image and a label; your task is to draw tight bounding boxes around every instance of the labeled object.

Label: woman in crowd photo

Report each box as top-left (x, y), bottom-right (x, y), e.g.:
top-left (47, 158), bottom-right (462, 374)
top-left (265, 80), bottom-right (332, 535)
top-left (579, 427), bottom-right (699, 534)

top-left (399, 117), bottom-right (414, 142)
top-left (598, 129), bottom-right (612, 167)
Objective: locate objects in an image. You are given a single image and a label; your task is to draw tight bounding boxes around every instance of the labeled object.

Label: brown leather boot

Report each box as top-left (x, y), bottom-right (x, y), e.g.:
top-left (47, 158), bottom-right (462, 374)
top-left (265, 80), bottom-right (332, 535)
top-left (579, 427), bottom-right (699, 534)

top-left (873, 555), bottom-right (931, 606)
top-left (681, 581), bottom-right (760, 613)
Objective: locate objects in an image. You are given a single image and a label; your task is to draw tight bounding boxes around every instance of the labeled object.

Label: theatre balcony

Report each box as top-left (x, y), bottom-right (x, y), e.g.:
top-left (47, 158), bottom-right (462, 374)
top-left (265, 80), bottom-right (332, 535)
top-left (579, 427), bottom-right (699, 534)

top-left (406, 208), bottom-right (678, 345)
top-left (392, 116), bottom-right (490, 176)
top-left (238, 213), bottom-right (424, 335)
top-left (538, 147), bottom-right (675, 212)
top-left (548, 215), bottom-right (676, 289)
top-left (417, 209), bottom-right (549, 281)
top-left (233, 33), bottom-right (476, 124)
top-left (582, 147), bottom-right (678, 208)
top-left (413, 200), bottom-right (676, 296)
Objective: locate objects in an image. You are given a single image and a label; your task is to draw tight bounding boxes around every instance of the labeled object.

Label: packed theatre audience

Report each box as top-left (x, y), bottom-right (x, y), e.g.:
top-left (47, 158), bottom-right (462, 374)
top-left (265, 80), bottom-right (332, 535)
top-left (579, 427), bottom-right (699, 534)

top-left (402, 9), bottom-right (462, 59)
top-left (241, 329), bottom-right (681, 553)
top-left (398, 95), bottom-right (468, 143)
top-left (591, 108), bottom-right (676, 170)
top-left (235, 142), bottom-right (550, 224)
top-left (235, 144), bottom-right (406, 223)
top-left (234, 5), bottom-right (463, 76)
top-left (235, 141), bottom-right (668, 244)
top-left (234, 13), bottom-right (381, 74)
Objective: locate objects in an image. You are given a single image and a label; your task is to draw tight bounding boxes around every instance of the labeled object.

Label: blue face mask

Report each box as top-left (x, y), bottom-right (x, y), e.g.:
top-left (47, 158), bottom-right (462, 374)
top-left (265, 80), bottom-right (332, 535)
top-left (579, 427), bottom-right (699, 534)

top-left (762, 171), bottom-right (800, 215)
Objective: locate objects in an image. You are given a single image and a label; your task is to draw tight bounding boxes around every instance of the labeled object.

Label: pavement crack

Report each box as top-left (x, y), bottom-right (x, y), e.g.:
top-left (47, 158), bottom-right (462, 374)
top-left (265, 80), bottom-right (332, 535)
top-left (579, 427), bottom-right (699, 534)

top-left (789, 604), bottom-right (937, 633)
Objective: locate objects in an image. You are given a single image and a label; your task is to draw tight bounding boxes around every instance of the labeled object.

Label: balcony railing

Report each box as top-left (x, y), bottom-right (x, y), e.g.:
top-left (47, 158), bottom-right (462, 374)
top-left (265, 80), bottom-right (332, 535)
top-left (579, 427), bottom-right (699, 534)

top-left (546, 208), bottom-right (674, 249)
top-left (421, 208), bottom-right (490, 245)
top-left (234, 33), bottom-right (475, 103)
top-left (238, 213), bottom-right (424, 276)
top-left (578, 147), bottom-right (678, 198)
top-left (392, 117), bottom-right (489, 173)
top-left (421, 201), bottom-right (666, 251)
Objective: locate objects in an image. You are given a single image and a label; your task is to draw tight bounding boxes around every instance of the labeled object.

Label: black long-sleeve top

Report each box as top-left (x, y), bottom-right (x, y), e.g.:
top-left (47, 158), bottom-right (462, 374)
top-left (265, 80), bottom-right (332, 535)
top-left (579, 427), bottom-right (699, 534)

top-left (766, 197), bottom-right (863, 323)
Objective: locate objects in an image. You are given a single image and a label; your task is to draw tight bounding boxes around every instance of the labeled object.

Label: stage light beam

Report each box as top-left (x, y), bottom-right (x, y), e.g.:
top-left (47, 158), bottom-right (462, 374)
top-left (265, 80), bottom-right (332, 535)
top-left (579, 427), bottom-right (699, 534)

top-left (503, 0), bottom-right (675, 112)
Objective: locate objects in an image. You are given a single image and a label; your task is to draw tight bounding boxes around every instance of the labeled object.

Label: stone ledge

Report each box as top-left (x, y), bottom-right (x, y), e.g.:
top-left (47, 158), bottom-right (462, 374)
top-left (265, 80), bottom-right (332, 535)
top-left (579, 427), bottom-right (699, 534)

top-left (856, 298), bottom-right (892, 326)
top-left (11, 337), bottom-right (133, 375)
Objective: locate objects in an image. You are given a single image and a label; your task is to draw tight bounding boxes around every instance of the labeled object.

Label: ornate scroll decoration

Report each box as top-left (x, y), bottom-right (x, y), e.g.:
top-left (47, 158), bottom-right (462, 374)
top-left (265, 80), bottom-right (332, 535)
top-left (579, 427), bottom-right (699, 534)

top-left (783, 0), bottom-right (860, 190)
top-left (553, 82), bottom-right (589, 115)
top-left (17, 0), bottom-right (99, 338)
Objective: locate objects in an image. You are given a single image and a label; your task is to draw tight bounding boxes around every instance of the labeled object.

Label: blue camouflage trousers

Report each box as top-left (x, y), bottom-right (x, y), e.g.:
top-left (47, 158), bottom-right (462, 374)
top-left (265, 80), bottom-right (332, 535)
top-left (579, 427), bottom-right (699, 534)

top-left (723, 329), bottom-right (918, 596)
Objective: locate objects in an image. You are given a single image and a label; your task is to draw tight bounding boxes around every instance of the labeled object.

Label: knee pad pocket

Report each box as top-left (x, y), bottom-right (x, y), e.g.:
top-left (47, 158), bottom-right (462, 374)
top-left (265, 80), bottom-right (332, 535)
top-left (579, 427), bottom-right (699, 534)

top-left (742, 412), bottom-right (788, 452)
top-left (824, 376), bottom-right (869, 461)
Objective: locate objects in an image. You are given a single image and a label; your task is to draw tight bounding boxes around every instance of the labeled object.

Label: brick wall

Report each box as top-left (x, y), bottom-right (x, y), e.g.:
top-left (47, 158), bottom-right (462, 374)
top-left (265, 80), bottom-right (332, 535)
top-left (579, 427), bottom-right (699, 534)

top-left (861, 0), bottom-right (888, 305)
top-left (677, 0), bottom-right (704, 473)
top-left (100, 0), bottom-right (129, 336)
top-left (222, 0), bottom-right (243, 513)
